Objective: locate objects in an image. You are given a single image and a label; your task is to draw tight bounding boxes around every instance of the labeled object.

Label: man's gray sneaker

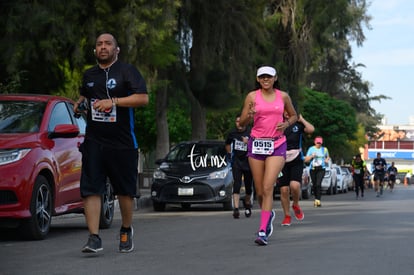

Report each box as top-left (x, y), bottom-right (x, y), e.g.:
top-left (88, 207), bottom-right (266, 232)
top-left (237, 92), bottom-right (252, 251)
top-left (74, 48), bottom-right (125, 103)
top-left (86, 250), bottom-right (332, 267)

top-left (82, 234), bottom-right (103, 253)
top-left (119, 227), bottom-right (134, 253)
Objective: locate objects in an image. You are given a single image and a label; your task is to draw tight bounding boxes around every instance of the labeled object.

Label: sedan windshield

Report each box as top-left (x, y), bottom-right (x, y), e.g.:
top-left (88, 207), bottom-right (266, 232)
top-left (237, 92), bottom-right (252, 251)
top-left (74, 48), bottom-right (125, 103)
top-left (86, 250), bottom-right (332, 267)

top-left (166, 143), bottom-right (227, 162)
top-left (0, 101), bottom-right (46, 133)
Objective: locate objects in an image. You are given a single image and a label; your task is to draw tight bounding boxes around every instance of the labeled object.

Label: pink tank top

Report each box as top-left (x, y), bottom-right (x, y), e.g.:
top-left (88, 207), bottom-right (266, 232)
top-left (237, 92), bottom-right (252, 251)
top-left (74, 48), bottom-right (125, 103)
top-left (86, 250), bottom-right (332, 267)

top-left (250, 89), bottom-right (285, 139)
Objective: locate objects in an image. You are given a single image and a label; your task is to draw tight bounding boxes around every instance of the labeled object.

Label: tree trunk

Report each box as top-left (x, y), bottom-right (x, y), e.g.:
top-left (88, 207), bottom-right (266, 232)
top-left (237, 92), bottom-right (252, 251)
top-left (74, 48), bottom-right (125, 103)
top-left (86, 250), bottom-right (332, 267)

top-left (155, 87), bottom-right (170, 159)
top-left (191, 99), bottom-right (206, 140)
top-left (177, 64), bottom-right (207, 140)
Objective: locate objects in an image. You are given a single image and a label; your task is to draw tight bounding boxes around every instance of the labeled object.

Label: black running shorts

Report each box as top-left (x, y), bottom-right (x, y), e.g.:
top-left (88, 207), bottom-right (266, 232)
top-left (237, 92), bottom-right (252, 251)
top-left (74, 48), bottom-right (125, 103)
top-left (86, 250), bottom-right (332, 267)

top-left (278, 154), bottom-right (304, 187)
top-left (374, 172), bottom-right (385, 182)
top-left (80, 139), bottom-right (138, 197)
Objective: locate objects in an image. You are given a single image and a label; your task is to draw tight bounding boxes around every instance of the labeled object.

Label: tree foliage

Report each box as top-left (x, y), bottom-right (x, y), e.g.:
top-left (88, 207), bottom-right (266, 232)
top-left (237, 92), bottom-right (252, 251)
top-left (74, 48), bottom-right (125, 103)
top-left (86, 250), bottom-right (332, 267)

top-left (0, 0), bottom-right (90, 92)
top-left (302, 88), bottom-right (357, 163)
top-left (302, 89), bottom-right (362, 164)
top-left (135, 91), bottom-right (191, 151)
top-left (176, 0), bottom-right (269, 139)
top-left (0, 0), bottom-right (386, 166)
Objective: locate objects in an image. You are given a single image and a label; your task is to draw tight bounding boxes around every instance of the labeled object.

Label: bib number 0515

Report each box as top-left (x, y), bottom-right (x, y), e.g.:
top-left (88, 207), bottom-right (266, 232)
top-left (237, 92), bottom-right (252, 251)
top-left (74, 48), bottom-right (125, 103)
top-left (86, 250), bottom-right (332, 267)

top-left (252, 138), bottom-right (274, 155)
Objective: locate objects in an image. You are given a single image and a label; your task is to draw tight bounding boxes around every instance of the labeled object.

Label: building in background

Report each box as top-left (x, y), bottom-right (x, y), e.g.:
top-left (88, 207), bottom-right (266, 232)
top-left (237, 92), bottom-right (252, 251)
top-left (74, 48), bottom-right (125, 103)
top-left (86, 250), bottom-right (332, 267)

top-left (365, 118), bottom-right (414, 181)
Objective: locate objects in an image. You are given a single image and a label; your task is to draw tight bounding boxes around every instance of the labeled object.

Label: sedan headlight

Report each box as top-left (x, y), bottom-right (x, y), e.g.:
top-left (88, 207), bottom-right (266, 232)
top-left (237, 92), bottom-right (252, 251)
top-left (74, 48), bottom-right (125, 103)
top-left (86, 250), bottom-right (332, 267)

top-left (0, 149), bottom-right (31, 166)
top-left (153, 169), bottom-right (166, 179)
top-left (207, 166), bottom-right (229, 179)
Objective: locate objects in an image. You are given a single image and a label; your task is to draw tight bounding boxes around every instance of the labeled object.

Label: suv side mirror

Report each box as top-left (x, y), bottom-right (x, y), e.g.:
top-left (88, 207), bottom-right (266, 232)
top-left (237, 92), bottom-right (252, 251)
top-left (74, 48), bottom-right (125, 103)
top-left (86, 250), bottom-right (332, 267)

top-left (48, 124), bottom-right (80, 139)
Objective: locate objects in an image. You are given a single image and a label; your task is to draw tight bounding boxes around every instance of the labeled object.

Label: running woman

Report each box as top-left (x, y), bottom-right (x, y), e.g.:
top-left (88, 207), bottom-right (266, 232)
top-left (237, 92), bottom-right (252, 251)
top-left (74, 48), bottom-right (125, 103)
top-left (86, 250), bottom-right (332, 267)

top-left (239, 65), bottom-right (297, 245)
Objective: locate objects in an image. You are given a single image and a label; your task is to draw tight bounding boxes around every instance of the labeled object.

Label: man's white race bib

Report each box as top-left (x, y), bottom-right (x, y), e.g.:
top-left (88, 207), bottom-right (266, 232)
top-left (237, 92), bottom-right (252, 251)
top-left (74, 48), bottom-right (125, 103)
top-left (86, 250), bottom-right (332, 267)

top-left (91, 98), bottom-right (117, 122)
top-left (252, 138), bottom-right (274, 155)
top-left (354, 168), bottom-right (361, 174)
top-left (234, 139), bottom-right (247, 151)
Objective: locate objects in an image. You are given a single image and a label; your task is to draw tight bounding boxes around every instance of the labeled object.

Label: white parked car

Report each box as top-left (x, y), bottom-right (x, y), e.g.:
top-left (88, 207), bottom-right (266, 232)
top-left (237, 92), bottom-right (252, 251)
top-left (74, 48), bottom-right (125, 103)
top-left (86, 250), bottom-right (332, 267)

top-left (322, 165), bottom-right (338, 195)
top-left (333, 165), bottom-right (353, 193)
top-left (301, 166), bottom-right (311, 199)
top-left (342, 166), bottom-right (354, 191)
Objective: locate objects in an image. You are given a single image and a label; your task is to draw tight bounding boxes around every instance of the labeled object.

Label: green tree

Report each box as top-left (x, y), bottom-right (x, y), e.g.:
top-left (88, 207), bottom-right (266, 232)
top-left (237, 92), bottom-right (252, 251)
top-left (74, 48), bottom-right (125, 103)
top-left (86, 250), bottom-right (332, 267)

top-left (135, 91), bottom-right (191, 167)
top-left (0, 0), bottom-right (384, 162)
top-left (0, 0), bottom-right (181, 159)
top-left (303, 0), bottom-right (370, 95)
top-left (0, 71), bottom-right (26, 94)
top-left (0, 0), bottom-right (91, 93)
top-left (262, 0), bottom-right (313, 102)
top-left (348, 123), bottom-right (370, 161)
top-left (260, 0), bottom-right (382, 138)
top-left (299, 0), bottom-right (386, 134)
top-left (115, 0), bottom-right (181, 159)
top-left (302, 88), bottom-right (357, 163)
top-left (176, 0), bottom-right (268, 140)
top-left (207, 108), bottom-right (241, 140)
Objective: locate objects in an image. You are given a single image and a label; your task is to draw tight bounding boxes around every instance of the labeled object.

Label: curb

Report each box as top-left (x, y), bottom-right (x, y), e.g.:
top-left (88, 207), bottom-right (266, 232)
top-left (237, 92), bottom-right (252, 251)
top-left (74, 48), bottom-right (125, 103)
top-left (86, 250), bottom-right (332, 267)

top-left (112, 189), bottom-right (152, 211)
top-left (135, 195), bottom-right (152, 210)
top-left (135, 189), bottom-right (152, 210)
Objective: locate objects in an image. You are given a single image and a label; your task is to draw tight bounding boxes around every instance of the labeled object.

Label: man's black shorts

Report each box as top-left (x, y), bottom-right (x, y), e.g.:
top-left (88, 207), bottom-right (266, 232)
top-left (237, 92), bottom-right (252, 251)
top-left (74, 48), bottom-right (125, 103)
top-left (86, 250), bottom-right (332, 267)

top-left (278, 154), bottom-right (304, 187)
top-left (374, 172), bottom-right (385, 182)
top-left (80, 139), bottom-right (138, 197)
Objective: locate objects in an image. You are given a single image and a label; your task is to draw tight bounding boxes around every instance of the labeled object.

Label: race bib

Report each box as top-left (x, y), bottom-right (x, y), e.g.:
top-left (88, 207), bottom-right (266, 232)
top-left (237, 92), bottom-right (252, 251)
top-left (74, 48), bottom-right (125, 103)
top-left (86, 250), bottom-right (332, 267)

top-left (313, 159), bottom-right (322, 166)
top-left (252, 138), bottom-right (274, 155)
top-left (234, 139), bottom-right (247, 151)
top-left (91, 98), bottom-right (117, 122)
top-left (354, 168), bottom-right (361, 174)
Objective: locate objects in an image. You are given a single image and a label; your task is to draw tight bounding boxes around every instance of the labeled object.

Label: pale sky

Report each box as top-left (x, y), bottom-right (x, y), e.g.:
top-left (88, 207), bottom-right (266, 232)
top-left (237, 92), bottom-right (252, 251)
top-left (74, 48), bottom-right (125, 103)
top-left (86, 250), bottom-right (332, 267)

top-left (351, 0), bottom-right (414, 125)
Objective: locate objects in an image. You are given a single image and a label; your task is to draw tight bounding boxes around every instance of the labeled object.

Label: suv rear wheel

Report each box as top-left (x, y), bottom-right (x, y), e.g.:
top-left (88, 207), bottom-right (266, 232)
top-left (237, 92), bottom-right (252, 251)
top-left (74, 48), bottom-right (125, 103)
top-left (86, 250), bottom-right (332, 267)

top-left (153, 201), bottom-right (166, 211)
top-left (99, 181), bottom-right (114, 229)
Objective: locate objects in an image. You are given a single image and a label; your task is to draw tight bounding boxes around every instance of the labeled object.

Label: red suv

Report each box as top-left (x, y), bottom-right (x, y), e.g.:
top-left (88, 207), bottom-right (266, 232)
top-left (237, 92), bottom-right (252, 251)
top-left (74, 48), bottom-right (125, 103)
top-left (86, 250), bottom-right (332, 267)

top-left (0, 94), bottom-right (114, 239)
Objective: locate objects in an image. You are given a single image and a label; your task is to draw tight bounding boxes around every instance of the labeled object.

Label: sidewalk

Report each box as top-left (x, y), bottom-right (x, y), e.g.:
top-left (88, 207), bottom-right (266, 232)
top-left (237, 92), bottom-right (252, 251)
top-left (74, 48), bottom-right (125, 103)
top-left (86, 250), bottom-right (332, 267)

top-left (135, 188), bottom-right (152, 210)
top-left (113, 189), bottom-right (152, 211)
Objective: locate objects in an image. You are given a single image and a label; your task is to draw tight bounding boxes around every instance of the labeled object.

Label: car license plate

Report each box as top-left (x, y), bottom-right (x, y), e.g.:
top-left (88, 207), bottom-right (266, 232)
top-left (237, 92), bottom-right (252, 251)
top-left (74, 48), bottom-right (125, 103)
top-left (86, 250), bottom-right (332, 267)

top-left (178, 187), bottom-right (194, 196)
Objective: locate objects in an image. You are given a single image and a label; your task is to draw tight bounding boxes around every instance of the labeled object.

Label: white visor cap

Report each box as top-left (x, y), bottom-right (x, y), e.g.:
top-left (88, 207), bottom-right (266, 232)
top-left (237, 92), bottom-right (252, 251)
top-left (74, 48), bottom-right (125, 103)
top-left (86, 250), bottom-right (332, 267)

top-left (257, 66), bottom-right (276, 77)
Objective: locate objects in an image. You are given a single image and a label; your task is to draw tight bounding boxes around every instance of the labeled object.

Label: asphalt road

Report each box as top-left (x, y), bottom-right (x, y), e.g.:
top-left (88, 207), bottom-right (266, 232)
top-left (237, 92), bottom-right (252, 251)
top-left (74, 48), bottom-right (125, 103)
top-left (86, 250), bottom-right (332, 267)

top-left (1, 184), bottom-right (414, 275)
